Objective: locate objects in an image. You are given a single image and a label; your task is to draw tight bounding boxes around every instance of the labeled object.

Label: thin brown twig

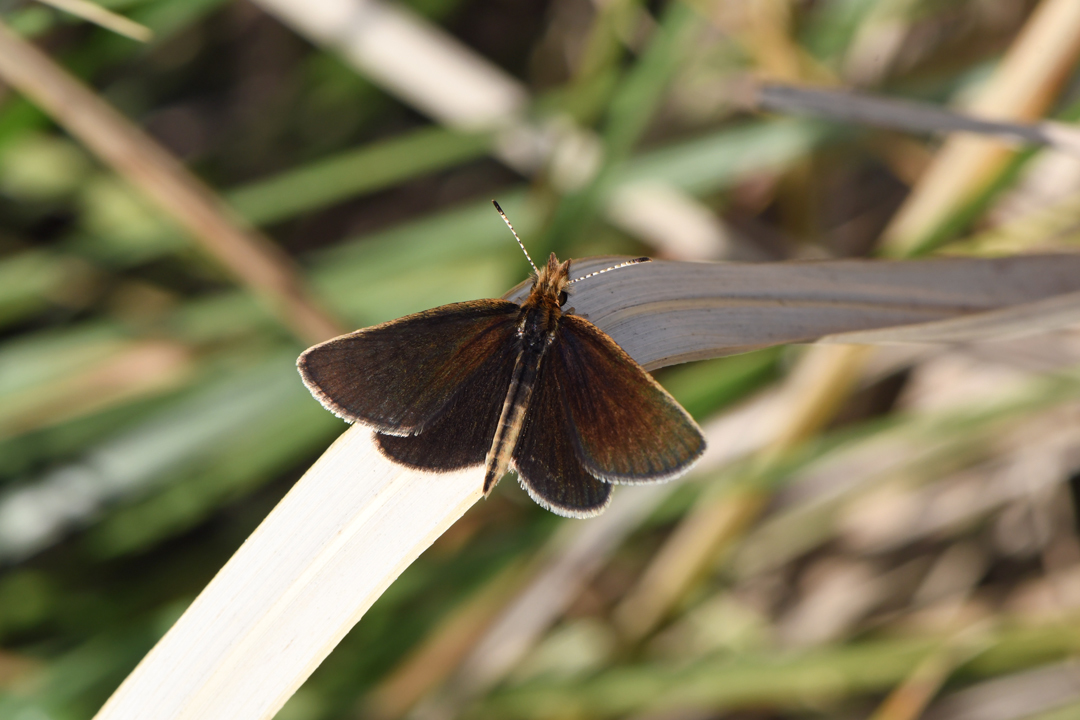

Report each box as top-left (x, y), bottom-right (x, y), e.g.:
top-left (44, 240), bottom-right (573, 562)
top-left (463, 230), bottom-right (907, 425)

top-left (0, 21), bottom-right (345, 345)
top-left (878, 0), bottom-right (1080, 256)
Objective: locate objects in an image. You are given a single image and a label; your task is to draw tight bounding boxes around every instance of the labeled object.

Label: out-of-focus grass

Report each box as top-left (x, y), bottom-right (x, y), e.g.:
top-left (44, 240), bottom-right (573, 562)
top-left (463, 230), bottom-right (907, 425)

top-left (1, 1), bottom-right (1079, 719)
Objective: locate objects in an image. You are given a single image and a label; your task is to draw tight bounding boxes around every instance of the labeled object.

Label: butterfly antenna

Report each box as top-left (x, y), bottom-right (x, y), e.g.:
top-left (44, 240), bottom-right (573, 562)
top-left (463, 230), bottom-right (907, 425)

top-left (568, 256), bottom-right (650, 284)
top-left (492, 200), bottom-right (538, 275)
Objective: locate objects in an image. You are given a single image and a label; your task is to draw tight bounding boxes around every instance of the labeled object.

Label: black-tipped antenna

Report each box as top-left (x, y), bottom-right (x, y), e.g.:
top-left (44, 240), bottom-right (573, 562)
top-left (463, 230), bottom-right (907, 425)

top-left (568, 256), bottom-right (650, 285)
top-left (492, 200), bottom-right (538, 275)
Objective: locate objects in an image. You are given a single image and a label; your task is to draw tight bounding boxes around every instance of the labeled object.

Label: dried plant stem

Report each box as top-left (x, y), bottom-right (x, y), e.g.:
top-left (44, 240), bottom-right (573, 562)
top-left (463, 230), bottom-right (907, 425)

top-left (613, 486), bottom-right (766, 641)
top-left (751, 83), bottom-right (1080, 157)
top-left (363, 560), bottom-right (531, 720)
top-left (613, 344), bottom-right (871, 641)
top-left (867, 628), bottom-right (993, 720)
top-left (34, 0), bottom-right (153, 42)
top-left (0, 22), bottom-right (344, 345)
top-left (879, 0), bottom-right (1080, 256)
top-left (761, 344), bottom-right (874, 456)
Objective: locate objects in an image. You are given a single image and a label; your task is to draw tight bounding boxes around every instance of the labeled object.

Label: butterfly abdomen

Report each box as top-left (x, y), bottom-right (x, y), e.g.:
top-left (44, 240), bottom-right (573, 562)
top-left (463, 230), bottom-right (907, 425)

top-left (482, 305), bottom-right (559, 494)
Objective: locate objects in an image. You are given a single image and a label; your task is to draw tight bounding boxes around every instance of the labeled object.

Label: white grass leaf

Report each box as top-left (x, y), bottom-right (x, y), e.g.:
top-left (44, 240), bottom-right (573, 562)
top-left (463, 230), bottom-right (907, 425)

top-left (93, 428), bottom-right (481, 720)
top-left (541, 255), bottom-right (1080, 369)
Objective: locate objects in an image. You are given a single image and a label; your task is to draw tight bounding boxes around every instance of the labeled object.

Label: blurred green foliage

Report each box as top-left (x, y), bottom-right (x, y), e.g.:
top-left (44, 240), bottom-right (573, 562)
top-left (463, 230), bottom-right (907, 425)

top-left (1, 1), bottom-right (1079, 719)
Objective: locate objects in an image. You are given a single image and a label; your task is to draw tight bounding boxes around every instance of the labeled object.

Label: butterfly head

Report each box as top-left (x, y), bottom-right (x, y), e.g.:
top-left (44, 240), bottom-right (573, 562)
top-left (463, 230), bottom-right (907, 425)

top-left (491, 199), bottom-right (648, 312)
top-left (535, 252), bottom-right (571, 297)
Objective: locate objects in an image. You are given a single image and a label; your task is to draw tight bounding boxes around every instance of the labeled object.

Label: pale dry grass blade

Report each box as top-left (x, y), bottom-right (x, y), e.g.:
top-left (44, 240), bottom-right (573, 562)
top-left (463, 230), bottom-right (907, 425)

top-left (250, 0), bottom-right (546, 173)
top-left (879, 0), bottom-right (1080, 256)
top-left (35, 0), bottom-right (153, 42)
top-left (819, 290), bottom-right (1080, 346)
top-left (751, 83), bottom-right (1080, 157)
top-left (0, 22), bottom-right (344, 345)
top-left (253, 0), bottom-right (527, 131)
top-left (92, 427), bottom-right (484, 720)
top-left (554, 255), bottom-right (1080, 369)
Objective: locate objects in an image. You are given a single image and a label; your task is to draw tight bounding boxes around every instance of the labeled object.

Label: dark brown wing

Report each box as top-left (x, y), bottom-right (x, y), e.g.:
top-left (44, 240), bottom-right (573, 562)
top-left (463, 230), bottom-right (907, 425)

top-left (376, 334), bottom-right (518, 471)
top-left (555, 314), bottom-right (705, 484)
top-left (297, 300), bottom-right (520, 435)
top-left (512, 352), bottom-right (612, 518)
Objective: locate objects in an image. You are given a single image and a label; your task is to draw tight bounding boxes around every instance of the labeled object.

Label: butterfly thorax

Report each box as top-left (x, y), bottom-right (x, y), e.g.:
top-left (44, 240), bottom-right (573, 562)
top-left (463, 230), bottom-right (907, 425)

top-left (483, 253), bottom-right (570, 494)
top-left (517, 252), bottom-right (570, 349)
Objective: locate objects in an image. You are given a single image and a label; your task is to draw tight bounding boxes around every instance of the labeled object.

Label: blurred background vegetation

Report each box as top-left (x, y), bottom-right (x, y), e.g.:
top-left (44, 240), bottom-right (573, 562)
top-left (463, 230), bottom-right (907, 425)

top-left (2, 0), bottom-right (1080, 719)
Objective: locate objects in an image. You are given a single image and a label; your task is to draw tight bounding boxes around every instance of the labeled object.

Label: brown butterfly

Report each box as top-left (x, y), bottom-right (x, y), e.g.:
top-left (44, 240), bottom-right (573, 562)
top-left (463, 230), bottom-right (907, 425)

top-left (297, 202), bottom-right (705, 517)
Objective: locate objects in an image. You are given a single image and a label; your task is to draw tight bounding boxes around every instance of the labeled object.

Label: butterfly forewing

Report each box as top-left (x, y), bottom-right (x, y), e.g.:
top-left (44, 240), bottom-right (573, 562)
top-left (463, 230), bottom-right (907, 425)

top-left (297, 300), bottom-right (520, 435)
top-left (555, 315), bottom-right (705, 484)
top-left (376, 332), bottom-right (519, 471)
top-left (512, 351), bottom-right (612, 517)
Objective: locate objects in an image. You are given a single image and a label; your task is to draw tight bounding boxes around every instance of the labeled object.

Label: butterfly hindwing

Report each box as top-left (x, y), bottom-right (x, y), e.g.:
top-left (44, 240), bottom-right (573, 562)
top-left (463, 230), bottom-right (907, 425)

top-left (512, 352), bottom-right (612, 518)
top-left (376, 334), bottom-right (519, 471)
top-left (297, 300), bottom-right (520, 435)
top-left (555, 315), bottom-right (706, 484)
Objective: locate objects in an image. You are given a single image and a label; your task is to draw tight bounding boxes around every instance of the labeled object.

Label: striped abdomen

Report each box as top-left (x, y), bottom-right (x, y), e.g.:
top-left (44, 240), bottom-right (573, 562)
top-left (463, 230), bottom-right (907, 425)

top-left (482, 309), bottom-right (555, 494)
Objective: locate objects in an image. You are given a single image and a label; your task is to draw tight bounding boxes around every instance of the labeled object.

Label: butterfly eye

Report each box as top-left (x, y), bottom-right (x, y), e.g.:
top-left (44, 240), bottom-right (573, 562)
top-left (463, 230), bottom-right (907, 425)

top-left (558, 291), bottom-right (568, 306)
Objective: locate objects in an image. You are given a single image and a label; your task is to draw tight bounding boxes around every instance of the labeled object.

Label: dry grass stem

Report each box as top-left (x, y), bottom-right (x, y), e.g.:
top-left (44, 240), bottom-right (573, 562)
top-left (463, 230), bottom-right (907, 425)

top-left (363, 562), bottom-right (530, 720)
top-left (752, 83), bottom-right (1080, 157)
top-left (880, 0), bottom-right (1080, 255)
top-left (612, 344), bottom-right (870, 641)
top-left (866, 629), bottom-right (992, 720)
top-left (34, 0), bottom-right (153, 42)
